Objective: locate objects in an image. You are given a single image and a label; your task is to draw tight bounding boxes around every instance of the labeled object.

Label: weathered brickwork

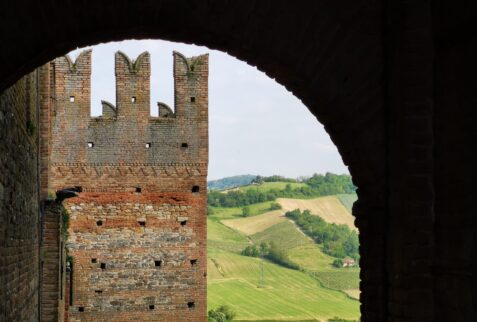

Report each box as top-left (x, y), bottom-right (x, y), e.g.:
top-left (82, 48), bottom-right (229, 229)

top-left (48, 50), bottom-right (208, 321)
top-left (0, 69), bottom-right (41, 322)
top-left (41, 201), bottom-right (68, 322)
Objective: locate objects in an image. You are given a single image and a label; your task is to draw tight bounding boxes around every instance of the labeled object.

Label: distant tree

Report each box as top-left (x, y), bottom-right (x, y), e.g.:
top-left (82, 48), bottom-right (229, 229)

top-left (242, 206), bottom-right (251, 217)
top-left (208, 305), bottom-right (236, 321)
top-left (251, 175), bottom-right (264, 184)
top-left (269, 202), bottom-right (282, 210)
top-left (332, 258), bottom-right (344, 268)
top-left (207, 205), bottom-right (214, 216)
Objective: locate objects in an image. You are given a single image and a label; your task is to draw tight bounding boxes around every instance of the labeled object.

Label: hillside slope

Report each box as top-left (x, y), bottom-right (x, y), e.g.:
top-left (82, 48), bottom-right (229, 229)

top-left (277, 196), bottom-right (356, 230)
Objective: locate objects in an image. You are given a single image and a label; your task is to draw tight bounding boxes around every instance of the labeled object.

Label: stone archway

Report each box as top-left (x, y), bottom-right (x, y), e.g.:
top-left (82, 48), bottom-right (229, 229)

top-left (1, 1), bottom-right (387, 321)
top-left (5, 1), bottom-right (476, 321)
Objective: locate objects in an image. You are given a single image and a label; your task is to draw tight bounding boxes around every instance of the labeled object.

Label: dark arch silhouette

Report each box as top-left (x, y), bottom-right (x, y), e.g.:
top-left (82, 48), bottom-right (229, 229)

top-left (1, 1), bottom-right (476, 321)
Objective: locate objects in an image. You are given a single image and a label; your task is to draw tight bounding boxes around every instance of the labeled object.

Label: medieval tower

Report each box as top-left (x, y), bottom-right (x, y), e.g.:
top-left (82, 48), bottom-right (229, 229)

top-left (47, 49), bottom-right (208, 321)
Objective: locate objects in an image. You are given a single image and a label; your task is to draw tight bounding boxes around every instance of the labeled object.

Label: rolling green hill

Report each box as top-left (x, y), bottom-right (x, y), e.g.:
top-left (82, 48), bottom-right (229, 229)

top-left (208, 174), bottom-right (257, 190)
top-left (207, 248), bottom-right (360, 321)
top-left (207, 179), bottom-right (360, 321)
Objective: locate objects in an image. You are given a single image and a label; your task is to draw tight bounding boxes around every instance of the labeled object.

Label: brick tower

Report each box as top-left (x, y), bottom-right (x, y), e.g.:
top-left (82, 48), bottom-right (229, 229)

top-left (49, 49), bottom-right (208, 321)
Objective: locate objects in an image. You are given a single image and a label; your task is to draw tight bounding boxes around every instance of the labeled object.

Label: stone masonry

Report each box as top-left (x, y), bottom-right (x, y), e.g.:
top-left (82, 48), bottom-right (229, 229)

top-left (48, 50), bottom-right (208, 321)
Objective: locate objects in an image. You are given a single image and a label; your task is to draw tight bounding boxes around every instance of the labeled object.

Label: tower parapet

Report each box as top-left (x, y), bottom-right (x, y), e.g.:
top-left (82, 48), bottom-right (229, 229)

top-left (50, 50), bottom-right (209, 192)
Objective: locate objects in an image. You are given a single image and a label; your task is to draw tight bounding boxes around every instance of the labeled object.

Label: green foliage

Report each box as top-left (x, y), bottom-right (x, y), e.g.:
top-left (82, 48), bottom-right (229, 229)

top-left (328, 318), bottom-right (359, 322)
top-left (208, 305), bottom-right (237, 322)
top-left (208, 173), bottom-right (355, 208)
top-left (241, 242), bottom-right (270, 258)
top-left (208, 175), bottom-right (257, 191)
top-left (242, 206), bottom-right (251, 217)
top-left (332, 259), bottom-right (344, 268)
top-left (264, 242), bottom-right (300, 270)
top-left (26, 120), bottom-right (36, 136)
top-left (61, 208), bottom-right (70, 239)
top-left (208, 205), bottom-right (215, 216)
top-left (260, 175), bottom-right (298, 183)
top-left (285, 209), bottom-right (359, 260)
top-left (242, 241), bottom-right (300, 271)
top-left (269, 202), bottom-right (282, 210)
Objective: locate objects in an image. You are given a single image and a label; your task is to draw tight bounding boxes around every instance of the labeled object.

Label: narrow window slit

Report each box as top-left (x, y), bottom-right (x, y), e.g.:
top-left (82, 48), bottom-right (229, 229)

top-left (131, 96), bottom-right (136, 103)
top-left (181, 143), bottom-right (188, 148)
top-left (94, 290), bottom-right (102, 294)
top-left (190, 97), bottom-right (195, 103)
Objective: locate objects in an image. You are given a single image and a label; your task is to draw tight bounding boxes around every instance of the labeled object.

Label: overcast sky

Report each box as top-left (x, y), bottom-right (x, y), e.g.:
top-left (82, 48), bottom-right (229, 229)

top-left (68, 40), bottom-right (348, 180)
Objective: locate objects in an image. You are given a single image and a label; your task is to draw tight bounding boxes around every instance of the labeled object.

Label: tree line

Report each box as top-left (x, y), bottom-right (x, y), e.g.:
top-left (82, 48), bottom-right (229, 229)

top-left (208, 173), bottom-right (355, 208)
top-left (285, 209), bottom-right (359, 260)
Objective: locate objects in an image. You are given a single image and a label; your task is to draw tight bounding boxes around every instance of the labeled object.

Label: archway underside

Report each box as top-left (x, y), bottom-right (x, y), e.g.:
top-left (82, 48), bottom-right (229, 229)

top-left (1, 1), bottom-right (477, 321)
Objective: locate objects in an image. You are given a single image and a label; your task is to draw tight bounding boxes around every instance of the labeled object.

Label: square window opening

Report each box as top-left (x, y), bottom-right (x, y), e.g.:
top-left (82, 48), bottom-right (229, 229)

top-left (190, 259), bottom-right (198, 266)
top-left (131, 96), bottom-right (136, 103)
top-left (138, 221), bottom-right (146, 227)
top-left (192, 186), bottom-right (200, 193)
top-left (187, 302), bottom-right (195, 309)
top-left (100, 263), bottom-right (106, 270)
top-left (69, 96), bottom-right (75, 102)
top-left (91, 258), bottom-right (97, 263)
top-left (87, 142), bottom-right (94, 148)
top-left (96, 220), bottom-right (103, 226)
top-left (149, 305), bottom-right (155, 310)
top-left (154, 260), bottom-right (162, 267)
top-left (190, 97), bottom-right (196, 103)
top-left (180, 220), bottom-right (187, 226)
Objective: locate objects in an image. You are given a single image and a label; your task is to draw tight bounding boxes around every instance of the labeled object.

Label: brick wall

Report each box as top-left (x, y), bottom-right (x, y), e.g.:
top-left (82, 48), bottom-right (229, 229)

top-left (0, 69), bottom-right (41, 321)
top-left (48, 50), bottom-right (208, 321)
top-left (41, 201), bottom-right (67, 322)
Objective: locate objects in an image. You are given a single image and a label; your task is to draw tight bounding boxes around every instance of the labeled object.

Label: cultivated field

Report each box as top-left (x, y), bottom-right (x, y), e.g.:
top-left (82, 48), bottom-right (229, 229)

top-left (222, 210), bottom-right (287, 235)
top-left (277, 196), bottom-right (356, 230)
top-left (207, 248), bottom-right (360, 321)
top-left (207, 191), bottom-right (361, 321)
top-left (251, 221), bottom-right (310, 251)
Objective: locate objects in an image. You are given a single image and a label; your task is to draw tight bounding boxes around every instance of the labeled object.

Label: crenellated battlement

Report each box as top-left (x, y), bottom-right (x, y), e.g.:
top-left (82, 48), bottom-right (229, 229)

top-left (50, 49), bottom-right (208, 191)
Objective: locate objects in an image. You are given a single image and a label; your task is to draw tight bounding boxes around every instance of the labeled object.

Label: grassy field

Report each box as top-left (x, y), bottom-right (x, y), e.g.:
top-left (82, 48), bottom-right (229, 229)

top-left (222, 210), bottom-right (287, 235)
top-left (207, 218), bottom-right (249, 253)
top-left (209, 201), bottom-right (276, 221)
top-left (335, 194), bottom-right (358, 214)
top-left (251, 221), bottom-right (310, 251)
top-left (312, 270), bottom-right (360, 291)
top-left (207, 191), bottom-right (361, 321)
top-left (207, 248), bottom-right (360, 321)
top-left (277, 196), bottom-right (356, 230)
